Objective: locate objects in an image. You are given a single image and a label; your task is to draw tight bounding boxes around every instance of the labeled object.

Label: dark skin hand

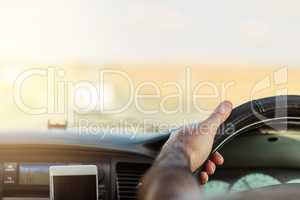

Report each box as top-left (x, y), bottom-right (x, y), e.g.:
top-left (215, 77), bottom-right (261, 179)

top-left (138, 101), bottom-right (233, 200)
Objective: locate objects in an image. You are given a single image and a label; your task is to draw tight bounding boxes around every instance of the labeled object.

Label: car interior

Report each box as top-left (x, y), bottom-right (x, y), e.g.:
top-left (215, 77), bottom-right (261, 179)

top-left (0, 96), bottom-right (297, 200)
top-left (1, 1), bottom-right (300, 200)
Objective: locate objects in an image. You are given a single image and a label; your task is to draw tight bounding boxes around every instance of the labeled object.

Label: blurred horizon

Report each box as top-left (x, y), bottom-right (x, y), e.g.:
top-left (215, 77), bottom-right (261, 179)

top-left (0, 64), bottom-right (299, 132)
top-left (1, 0), bottom-right (300, 132)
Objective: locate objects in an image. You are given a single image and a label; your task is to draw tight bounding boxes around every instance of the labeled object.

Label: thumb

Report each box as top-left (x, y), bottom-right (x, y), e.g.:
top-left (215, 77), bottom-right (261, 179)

top-left (201, 101), bottom-right (233, 135)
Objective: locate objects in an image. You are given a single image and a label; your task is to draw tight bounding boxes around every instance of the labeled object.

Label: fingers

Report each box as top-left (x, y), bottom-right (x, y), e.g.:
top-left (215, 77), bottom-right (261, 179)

top-left (201, 101), bottom-right (233, 134)
top-left (200, 172), bottom-right (209, 184)
top-left (205, 160), bottom-right (216, 175)
top-left (205, 152), bottom-right (224, 175)
top-left (206, 152), bottom-right (224, 175)
top-left (211, 151), bottom-right (224, 166)
top-left (200, 152), bottom-right (224, 185)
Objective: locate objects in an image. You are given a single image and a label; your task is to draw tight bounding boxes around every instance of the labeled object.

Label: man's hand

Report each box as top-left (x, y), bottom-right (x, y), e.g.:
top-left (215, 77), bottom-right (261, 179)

top-left (139, 101), bottom-right (233, 200)
top-left (159, 101), bottom-right (233, 184)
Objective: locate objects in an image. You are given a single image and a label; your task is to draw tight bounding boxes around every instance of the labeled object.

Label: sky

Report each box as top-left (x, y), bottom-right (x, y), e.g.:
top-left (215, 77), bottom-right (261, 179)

top-left (0, 0), bottom-right (300, 65)
top-left (0, 1), bottom-right (300, 129)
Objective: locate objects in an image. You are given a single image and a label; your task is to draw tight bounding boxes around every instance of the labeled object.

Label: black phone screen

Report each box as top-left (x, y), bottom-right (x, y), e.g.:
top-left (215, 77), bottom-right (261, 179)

top-left (53, 175), bottom-right (97, 200)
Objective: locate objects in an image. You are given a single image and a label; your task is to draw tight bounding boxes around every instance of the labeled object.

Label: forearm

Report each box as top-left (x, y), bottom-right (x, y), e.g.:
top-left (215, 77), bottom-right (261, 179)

top-left (138, 141), bottom-right (201, 200)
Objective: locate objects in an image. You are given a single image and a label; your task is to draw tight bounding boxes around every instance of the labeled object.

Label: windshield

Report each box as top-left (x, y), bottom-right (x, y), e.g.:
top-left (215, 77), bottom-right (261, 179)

top-left (1, 1), bottom-right (300, 134)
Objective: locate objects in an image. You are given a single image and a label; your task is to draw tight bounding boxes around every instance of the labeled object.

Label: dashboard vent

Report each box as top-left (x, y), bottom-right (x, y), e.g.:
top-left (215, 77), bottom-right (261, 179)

top-left (116, 162), bottom-right (150, 200)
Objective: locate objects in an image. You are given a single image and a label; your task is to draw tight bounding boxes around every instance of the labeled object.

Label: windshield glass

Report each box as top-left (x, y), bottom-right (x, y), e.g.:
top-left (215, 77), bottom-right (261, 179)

top-left (1, 1), bottom-right (300, 134)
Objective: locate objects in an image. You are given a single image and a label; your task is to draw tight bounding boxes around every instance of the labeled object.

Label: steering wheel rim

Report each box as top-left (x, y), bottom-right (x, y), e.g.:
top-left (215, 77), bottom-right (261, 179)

top-left (193, 95), bottom-right (300, 178)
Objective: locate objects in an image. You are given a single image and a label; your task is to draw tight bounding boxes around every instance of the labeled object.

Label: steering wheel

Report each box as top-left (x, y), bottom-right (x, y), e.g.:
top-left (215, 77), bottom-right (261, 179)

top-left (193, 95), bottom-right (300, 177)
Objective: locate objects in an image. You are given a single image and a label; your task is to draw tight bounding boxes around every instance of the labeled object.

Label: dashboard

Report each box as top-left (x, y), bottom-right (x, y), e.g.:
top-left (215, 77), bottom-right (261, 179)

top-left (0, 130), bottom-right (160, 200)
top-left (203, 169), bottom-right (300, 198)
top-left (0, 128), bottom-right (298, 200)
top-left (0, 145), bottom-right (152, 200)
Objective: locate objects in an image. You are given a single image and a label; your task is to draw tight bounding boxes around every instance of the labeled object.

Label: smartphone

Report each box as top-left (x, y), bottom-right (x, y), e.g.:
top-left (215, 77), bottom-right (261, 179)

top-left (49, 165), bottom-right (98, 200)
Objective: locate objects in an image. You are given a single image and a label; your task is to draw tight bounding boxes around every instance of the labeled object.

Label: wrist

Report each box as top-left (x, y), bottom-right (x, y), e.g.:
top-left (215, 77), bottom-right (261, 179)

top-left (155, 140), bottom-right (191, 170)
